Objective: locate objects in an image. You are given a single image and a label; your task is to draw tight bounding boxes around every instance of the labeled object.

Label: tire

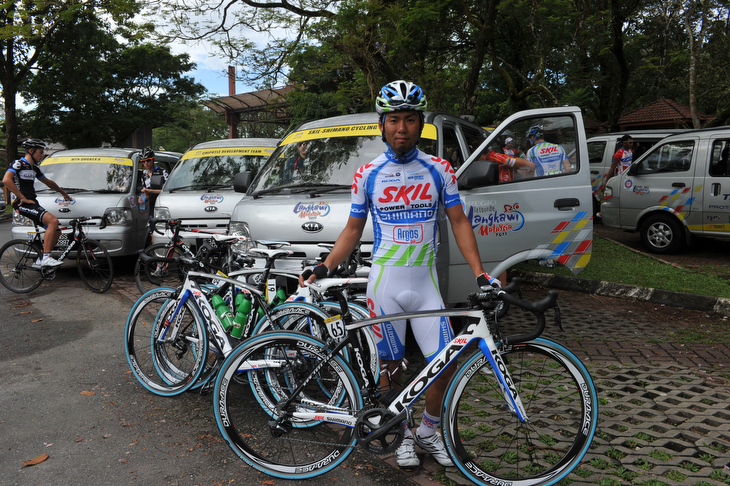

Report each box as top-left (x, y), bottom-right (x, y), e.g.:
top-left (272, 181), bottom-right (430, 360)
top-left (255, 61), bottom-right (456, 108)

top-left (0, 240), bottom-right (43, 293)
top-left (134, 243), bottom-right (187, 294)
top-left (214, 331), bottom-right (362, 480)
top-left (124, 287), bottom-right (209, 396)
top-left (640, 213), bottom-right (684, 254)
top-left (442, 338), bottom-right (598, 486)
top-left (76, 239), bottom-right (114, 293)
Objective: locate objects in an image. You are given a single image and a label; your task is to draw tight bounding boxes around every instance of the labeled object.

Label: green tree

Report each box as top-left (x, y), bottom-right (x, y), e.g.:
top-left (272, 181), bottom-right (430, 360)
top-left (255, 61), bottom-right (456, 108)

top-left (0, 0), bottom-right (138, 161)
top-left (153, 105), bottom-right (229, 153)
top-left (22, 9), bottom-right (205, 148)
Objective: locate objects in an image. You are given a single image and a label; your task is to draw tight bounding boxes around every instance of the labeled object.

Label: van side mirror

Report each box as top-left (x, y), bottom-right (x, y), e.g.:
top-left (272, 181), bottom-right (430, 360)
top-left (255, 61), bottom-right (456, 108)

top-left (150, 173), bottom-right (165, 190)
top-left (234, 171), bottom-right (253, 193)
top-left (458, 160), bottom-right (499, 190)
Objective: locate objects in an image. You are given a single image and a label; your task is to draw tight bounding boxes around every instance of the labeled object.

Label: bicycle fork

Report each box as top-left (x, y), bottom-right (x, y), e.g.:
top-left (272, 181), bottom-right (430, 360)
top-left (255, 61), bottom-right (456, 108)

top-left (478, 333), bottom-right (529, 422)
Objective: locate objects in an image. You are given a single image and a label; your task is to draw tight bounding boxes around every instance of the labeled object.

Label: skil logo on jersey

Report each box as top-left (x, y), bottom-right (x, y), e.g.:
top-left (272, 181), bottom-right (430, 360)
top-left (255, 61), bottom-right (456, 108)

top-left (294, 201), bottom-right (331, 219)
top-left (378, 183), bottom-right (433, 205)
top-left (200, 194), bottom-right (224, 204)
top-left (467, 203), bottom-right (525, 236)
top-left (539, 145), bottom-right (560, 156)
top-left (393, 225), bottom-right (423, 244)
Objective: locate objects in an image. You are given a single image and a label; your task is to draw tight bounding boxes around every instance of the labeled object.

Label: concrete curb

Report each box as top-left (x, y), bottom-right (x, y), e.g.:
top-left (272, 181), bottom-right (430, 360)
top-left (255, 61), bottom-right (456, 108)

top-left (511, 269), bottom-right (730, 316)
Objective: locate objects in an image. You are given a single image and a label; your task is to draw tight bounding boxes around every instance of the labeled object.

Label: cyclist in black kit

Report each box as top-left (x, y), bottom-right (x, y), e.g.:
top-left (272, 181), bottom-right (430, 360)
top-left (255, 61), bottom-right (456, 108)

top-left (3, 139), bottom-right (71, 268)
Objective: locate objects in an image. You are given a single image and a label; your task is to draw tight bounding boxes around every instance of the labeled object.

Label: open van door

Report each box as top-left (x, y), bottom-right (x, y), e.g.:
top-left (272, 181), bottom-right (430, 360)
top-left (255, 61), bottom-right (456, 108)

top-left (437, 106), bottom-right (593, 304)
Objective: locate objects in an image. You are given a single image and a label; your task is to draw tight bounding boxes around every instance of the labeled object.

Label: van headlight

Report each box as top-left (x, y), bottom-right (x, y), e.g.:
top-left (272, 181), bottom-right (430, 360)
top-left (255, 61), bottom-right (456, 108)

top-left (104, 207), bottom-right (133, 225)
top-left (12, 211), bottom-right (32, 226)
top-left (154, 207), bottom-right (171, 220)
top-left (229, 221), bottom-right (255, 254)
top-left (603, 186), bottom-right (613, 199)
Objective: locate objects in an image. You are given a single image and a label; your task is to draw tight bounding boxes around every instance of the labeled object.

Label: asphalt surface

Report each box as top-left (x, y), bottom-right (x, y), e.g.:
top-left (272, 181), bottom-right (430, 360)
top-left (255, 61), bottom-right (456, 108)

top-left (1, 217), bottom-right (729, 485)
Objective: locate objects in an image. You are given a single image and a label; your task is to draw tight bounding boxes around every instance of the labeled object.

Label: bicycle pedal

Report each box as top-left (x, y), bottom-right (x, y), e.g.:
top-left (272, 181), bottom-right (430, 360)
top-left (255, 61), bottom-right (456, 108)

top-left (406, 407), bottom-right (416, 429)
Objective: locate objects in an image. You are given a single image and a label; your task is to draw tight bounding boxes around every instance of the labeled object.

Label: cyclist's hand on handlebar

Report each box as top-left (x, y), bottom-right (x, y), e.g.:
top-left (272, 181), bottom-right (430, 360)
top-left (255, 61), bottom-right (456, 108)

top-left (477, 272), bottom-right (501, 291)
top-left (299, 264), bottom-right (329, 287)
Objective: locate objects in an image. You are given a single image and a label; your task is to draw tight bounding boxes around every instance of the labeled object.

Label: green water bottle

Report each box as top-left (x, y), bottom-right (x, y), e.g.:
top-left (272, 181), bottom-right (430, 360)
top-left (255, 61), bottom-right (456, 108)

top-left (231, 293), bottom-right (252, 339)
top-left (274, 288), bottom-right (287, 305)
top-left (211, 294), bottom-right (234, 331)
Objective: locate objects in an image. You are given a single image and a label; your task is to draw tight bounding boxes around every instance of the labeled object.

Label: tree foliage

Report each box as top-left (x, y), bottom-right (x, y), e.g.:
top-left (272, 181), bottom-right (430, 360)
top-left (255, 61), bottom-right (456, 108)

top-left (21, 9), bottom-right (205, 148)
top-left (156, 0), bottom-right (730, 129)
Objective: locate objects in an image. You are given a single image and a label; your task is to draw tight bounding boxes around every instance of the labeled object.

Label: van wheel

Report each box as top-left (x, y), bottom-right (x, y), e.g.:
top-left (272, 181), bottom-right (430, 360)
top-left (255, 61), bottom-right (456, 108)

top-left (640, 213), bottom-right (684, 254)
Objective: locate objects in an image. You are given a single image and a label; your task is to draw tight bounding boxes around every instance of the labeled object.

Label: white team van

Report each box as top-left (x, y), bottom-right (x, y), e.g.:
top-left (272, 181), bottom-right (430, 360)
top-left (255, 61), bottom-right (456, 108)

top-left (601, 126), bottom-right (730, 254)
top-left (588, 130), bottom-right (685, 216)
top-left (153, 137), bottom-right (278, 247)
top-left (229, 107), bottom-right (593, 304)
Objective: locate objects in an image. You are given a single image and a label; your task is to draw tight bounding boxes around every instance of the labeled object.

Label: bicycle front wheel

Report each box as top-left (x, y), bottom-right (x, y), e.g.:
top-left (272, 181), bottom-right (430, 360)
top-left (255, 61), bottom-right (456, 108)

top-left (124, 287), bottom-right (208, 396)
top-left (134, 243), bottom-right (187, 294)
top-left (0, 239), bottom-right (43, 293)
top-left (76, 239), bottom-right (114, 293)
top-left (214, 331), bottom-right (362, 480)
top-left (442, 338), bottom-right (598, 486)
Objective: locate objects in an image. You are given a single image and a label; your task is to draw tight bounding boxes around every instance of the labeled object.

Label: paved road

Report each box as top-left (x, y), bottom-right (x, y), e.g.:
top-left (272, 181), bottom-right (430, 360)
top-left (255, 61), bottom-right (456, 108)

top-left (1, 218), bottom-right (729, 486)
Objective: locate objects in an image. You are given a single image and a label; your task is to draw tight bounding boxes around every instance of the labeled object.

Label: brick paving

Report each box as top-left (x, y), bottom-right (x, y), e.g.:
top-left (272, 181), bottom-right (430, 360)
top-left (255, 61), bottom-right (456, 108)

top-left (114, 274), bottom-right (730, 485)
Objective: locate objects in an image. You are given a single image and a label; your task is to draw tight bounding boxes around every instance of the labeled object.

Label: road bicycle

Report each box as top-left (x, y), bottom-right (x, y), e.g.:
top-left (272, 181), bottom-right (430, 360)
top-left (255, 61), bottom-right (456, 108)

top-left (212, 280), bottom-right (598, 485)
top-left (0, 216), bottom-right (113, 293)
top-left (125, 243), bottom-right (376, 397)
top-left (133, 218), bottom-right (229, 294)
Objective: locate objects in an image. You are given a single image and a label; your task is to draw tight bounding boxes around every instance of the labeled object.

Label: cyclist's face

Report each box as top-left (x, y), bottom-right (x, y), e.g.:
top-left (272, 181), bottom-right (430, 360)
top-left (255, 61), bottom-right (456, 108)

top-left (28, 148), bottom-right (44, 163)
top-left (379, 111), bottom-right (422, 156)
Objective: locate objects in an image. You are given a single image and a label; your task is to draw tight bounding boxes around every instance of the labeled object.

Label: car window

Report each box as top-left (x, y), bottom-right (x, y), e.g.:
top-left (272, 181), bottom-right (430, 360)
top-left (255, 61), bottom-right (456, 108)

top-left (588, 141), bottom-right (606, 164)
top-left (166, 150), bottom-right (270, 190)
top-left (38, 156), bottom-right (134, 193)
top-left (709, 139), bottom-right (730, 177)
top-left (470, 114), bottom-right (580, 184)
top-left (636, 141), bottom-right (694, 175)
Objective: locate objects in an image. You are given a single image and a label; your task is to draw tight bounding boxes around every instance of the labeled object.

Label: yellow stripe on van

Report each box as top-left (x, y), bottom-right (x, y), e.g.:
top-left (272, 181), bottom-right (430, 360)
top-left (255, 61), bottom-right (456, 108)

top-left (42, 156), bottom-right (134, 166)
top-left (181, 147), bottom-right (275, 160)
top-left (281, 123), bottom-right (438, 145)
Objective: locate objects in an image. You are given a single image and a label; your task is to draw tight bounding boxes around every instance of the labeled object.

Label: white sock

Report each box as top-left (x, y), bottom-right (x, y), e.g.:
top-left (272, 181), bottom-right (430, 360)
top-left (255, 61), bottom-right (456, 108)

top-left (417, 410), bottom-right (440, 438)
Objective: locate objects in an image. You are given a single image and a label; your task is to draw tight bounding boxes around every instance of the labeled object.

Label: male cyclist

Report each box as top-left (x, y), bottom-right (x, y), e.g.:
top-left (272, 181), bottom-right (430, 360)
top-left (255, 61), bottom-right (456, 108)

top-left (139, 148), bottom-right (168, 212)
top-left (3, 139), bottom-right (71, 267)
top-left (300, 80), bottom-right (498, 469)
top-left (599, 134), bottom-right (633, 192)
top-left (524, 124), bottom-right (571, 176)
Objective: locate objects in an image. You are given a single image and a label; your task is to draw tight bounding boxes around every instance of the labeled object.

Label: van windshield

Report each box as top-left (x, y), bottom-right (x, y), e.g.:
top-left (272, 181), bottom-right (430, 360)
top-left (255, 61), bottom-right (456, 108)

top-left (166, 153), bottom-right (269, 191)
top-left (37, 158), bottom-right (133, 193)
top-left (250, 135), bottom-right (385, 194)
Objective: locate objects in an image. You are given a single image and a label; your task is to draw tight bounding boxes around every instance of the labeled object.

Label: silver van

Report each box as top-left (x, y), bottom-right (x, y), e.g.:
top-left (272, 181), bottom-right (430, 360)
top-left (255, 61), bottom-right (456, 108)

top-left (11, 147), bottom-right (181, 256)
top-left (601, 126), bottom-right (730, 253)
top-left (153, 138), bottom-right (278, 247)
top-left (230, 107), bottom-right (593, 304)
top-left (588, 130), bottom-right (684, 216)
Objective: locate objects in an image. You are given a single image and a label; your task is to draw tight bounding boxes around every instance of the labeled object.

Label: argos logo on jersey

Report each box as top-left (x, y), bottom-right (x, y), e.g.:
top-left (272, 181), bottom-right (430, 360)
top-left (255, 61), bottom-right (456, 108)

top-left (378, 183), bottom-right (433, 205)
top-left (393, 225), bottom-right (423, 243)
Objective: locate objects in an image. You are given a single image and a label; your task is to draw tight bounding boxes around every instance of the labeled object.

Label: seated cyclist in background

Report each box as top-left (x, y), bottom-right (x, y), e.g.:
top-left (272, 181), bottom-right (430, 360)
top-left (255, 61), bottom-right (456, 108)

top-left (3, 139), bottom-right (71, 268)
top-left (300, 80), bottom-right (499, 469)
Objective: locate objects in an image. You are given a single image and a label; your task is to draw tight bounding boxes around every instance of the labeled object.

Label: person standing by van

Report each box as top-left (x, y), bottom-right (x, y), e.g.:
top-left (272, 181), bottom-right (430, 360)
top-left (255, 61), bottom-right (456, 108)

top-left (139, 148), bottom-right (168, 212)
top-left (599, 134), bottom-right (633, 192)
top-left (3, 138), bottom-right (71, 267)
top-left (525, 124), bottom-right (571, 176)
top-left (299, 80), bottom-right (499, 469)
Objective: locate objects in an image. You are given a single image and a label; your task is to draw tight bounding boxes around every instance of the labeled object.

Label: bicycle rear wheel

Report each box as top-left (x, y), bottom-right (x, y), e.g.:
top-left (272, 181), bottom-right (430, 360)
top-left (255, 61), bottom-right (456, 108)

top-left (0, 239), bottom-right (43, 293)
top-left (134, 243), bottom-right (187, 294)
top-left (214, 331), bottom-right (362, 480)
top-left (124, 287), bottom-right (209, 396)
top-left (442, 338), bottom-right (598, 486)
top-left (76, 239), bottom-right (114, 293)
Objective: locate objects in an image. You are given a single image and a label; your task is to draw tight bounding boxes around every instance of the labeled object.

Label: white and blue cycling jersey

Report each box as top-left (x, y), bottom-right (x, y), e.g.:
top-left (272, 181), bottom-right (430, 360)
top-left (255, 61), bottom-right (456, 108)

top-left (526, 141), bottom-right (569, 176)
top-left (350, 145), bottom-right (461, 267)
top-left (351, 144), bottom-right (460, 362)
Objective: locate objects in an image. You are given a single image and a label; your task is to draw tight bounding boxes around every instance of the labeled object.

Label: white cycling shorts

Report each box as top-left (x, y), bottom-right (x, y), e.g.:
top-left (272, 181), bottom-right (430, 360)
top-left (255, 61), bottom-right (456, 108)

top-left (367, 263), bottom-right (454, 363)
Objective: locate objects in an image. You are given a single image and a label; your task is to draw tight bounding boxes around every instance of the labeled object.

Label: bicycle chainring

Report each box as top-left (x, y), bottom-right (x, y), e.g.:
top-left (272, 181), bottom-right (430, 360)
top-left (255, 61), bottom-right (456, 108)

top-left (354, 408), bottom-right (404, 454)
top-left (40, 268), bottom-right (57, 280)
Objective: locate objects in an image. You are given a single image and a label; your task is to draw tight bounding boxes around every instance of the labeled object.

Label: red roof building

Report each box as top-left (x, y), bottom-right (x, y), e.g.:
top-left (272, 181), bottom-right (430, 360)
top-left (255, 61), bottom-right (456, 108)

top-left (617, 98), bottom-right (713, 130)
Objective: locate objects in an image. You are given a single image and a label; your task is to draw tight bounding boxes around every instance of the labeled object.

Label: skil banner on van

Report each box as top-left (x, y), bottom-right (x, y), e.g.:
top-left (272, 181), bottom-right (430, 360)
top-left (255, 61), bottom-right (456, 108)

top-left (281, 123), bottom-right (439, 145)
top-left (181, 147), bottom-right (275, 160)
top-left (42, 156), bottom-right (134, 166)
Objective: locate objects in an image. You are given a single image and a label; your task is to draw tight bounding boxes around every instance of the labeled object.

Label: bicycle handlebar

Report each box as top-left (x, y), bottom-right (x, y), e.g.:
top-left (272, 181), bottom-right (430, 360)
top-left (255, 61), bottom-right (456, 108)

top-left (469, 278), bottom-right (559, 345)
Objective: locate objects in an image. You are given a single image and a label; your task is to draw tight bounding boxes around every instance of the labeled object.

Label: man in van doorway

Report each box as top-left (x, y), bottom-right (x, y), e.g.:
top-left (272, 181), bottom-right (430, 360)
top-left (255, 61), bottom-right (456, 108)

top-left (299, 80), bottom-right (499, 469)
top-left (599, 134), bottom-right (633, 192)
top-left (525, 124), bottom-right (571, 176)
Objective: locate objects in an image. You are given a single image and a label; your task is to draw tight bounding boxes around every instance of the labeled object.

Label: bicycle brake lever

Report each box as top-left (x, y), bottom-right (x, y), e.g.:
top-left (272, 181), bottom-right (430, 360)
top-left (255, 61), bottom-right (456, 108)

top-left (553, 304), bottom-right (563, 331)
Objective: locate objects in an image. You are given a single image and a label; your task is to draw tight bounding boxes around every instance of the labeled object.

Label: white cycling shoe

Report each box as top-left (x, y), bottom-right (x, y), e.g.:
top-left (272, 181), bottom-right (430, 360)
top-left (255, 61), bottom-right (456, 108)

top-left (33, 256), bottom-right (63, 269)
top-left (413, 432), bottom-right (454, 467)
top-left (395, 437), bottom-right (420, 468)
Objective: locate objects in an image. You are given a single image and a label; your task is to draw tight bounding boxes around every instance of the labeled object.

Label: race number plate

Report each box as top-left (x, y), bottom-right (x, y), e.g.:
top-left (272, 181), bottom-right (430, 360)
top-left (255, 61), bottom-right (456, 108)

top-left (324, 315), bottom-right (346, 342)
top-left (55, 234), bottom-right (70, 248)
